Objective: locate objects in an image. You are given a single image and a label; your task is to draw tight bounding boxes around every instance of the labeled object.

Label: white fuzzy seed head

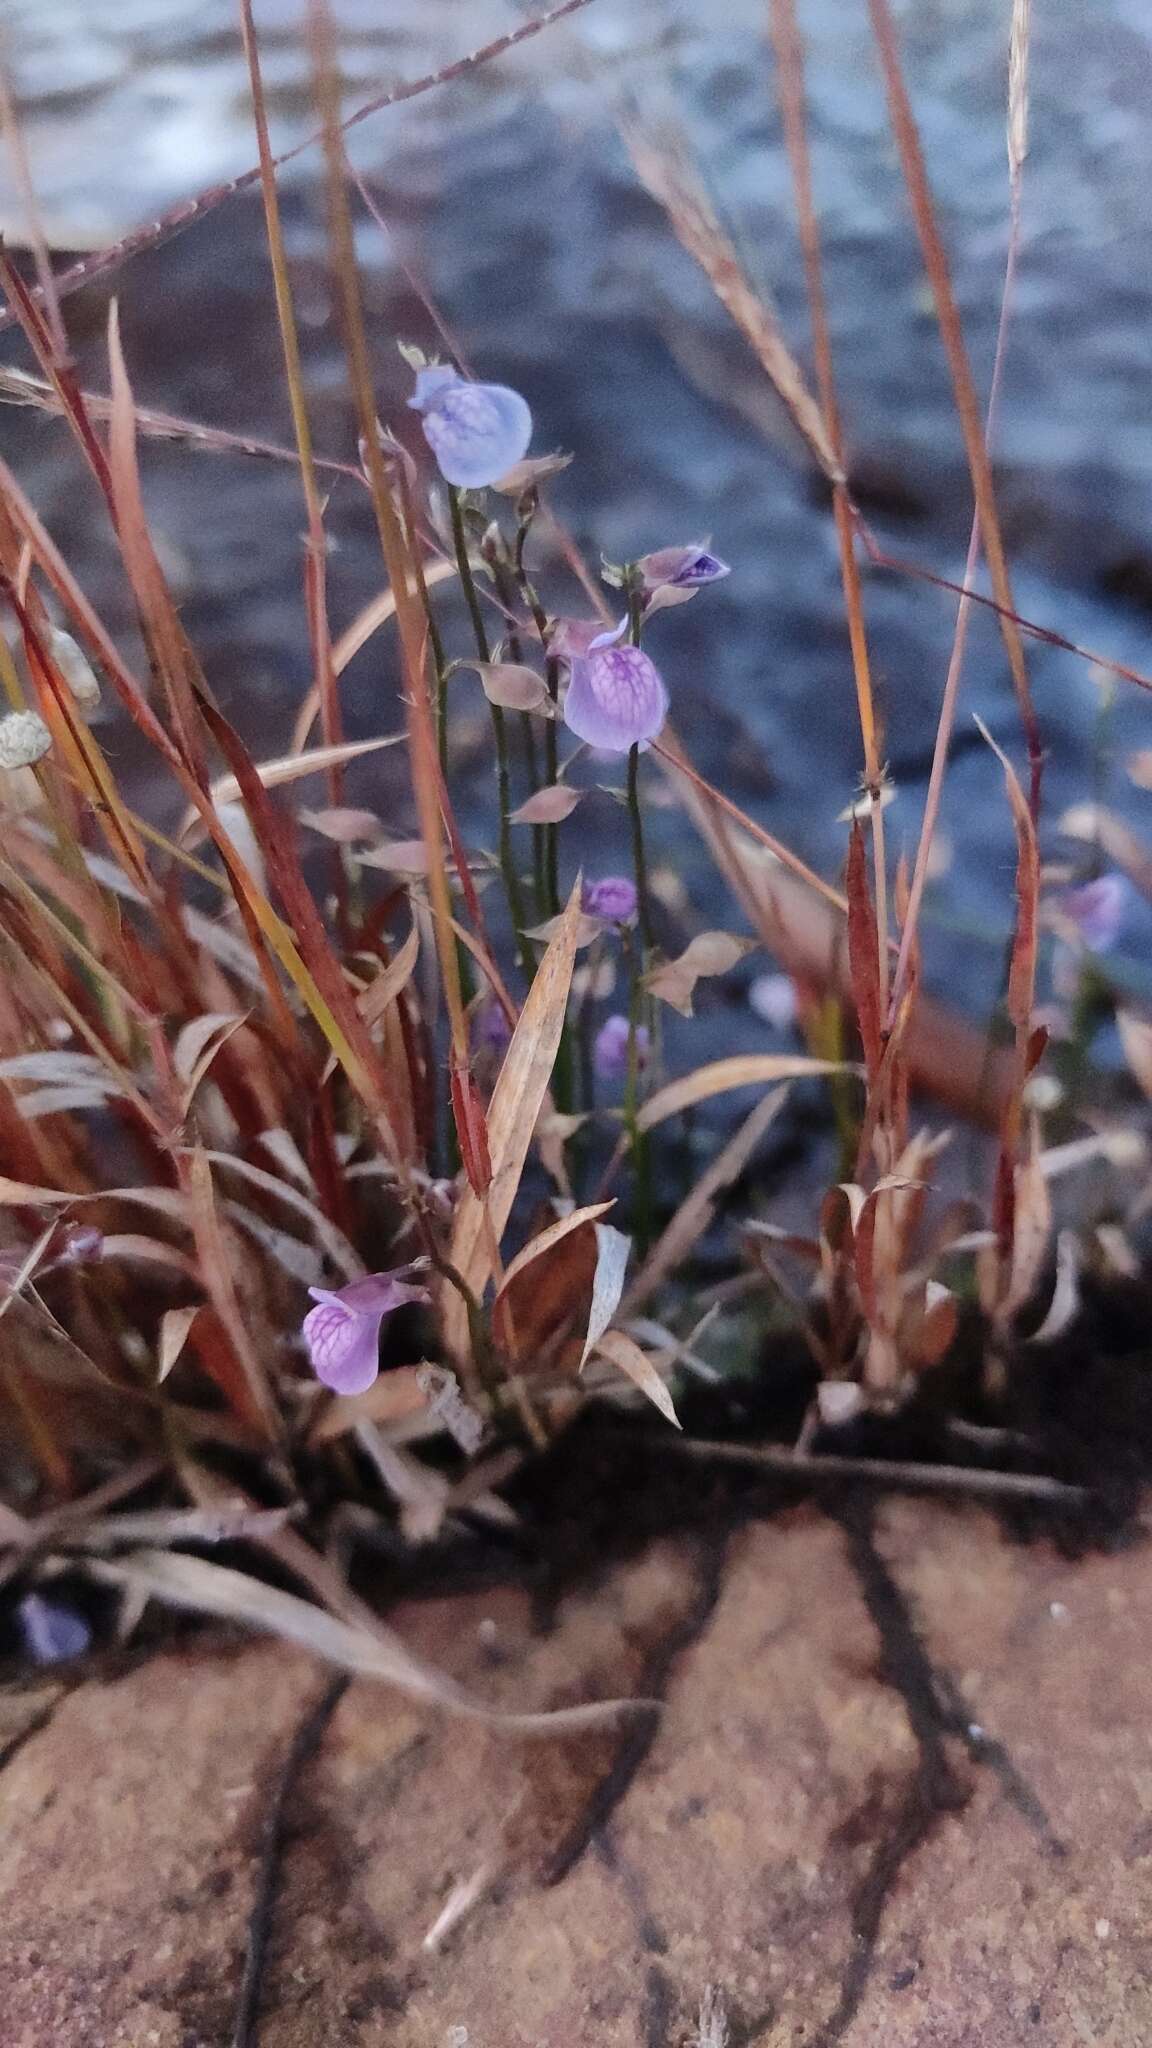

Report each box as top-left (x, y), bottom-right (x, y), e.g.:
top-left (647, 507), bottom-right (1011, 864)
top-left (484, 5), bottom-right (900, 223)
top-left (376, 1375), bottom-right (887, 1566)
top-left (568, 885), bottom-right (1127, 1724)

top-left (0, 708), bottom-right (52, 769)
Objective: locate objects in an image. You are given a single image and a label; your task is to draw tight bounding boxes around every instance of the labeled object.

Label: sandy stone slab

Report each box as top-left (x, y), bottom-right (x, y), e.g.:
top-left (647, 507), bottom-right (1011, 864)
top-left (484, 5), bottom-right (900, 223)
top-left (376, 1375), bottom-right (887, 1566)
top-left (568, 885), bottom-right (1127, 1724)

top-left (1, 1502), bottom-right (1149, 2047)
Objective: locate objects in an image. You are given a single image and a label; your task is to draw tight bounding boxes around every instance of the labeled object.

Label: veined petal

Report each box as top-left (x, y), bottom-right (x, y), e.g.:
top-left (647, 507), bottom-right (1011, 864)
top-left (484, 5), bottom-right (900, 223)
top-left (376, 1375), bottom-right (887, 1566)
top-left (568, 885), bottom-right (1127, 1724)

top-left (419, 379), bottom-right (533, 489)
top-left (302, 1299), bottom-right (382, 1395)
top-left (563, 644), bottom-right (668, 755)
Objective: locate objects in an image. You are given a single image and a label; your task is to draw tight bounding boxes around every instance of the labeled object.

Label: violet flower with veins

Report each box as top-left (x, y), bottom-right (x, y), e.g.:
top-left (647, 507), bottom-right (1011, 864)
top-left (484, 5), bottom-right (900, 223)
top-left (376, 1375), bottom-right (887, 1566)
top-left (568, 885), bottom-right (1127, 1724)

top-left (637, 543), bottom-right (730, 592)
top-left (302, 1269), bottom-right (429, 1396)
top-left (408, 365), bottom-right (532, 490)
top-left (563, 636), bottom-right (669, 755)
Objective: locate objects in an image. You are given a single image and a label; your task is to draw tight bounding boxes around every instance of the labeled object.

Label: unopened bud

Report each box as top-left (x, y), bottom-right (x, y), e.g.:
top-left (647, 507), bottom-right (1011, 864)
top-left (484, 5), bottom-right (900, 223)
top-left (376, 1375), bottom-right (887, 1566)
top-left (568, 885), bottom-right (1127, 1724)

top-left (0, 709), bottom-right (51, 770)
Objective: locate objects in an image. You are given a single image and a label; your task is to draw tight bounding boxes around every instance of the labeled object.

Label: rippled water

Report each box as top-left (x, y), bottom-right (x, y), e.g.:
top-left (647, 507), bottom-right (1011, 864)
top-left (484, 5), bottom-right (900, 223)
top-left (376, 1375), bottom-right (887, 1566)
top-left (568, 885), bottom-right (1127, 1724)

top-left (6, 0), bottom-right (1152, 1022)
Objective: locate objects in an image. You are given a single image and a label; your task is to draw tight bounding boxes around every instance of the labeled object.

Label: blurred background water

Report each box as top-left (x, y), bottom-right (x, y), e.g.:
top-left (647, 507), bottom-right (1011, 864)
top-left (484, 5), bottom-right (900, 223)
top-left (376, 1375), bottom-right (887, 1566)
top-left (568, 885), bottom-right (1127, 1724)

top-left (4, 0), bottom-right (1152, 1029)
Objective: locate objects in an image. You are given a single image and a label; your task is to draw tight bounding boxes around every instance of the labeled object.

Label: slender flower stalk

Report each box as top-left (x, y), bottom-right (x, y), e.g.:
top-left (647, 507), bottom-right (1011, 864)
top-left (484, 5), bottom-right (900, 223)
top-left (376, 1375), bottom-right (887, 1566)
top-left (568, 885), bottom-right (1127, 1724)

top-left (448, 486), bottom-right (531, 978)
top-left (514, 502), bottom-right (562, 916)
top-left (490, 550), bottom-right (547, 916)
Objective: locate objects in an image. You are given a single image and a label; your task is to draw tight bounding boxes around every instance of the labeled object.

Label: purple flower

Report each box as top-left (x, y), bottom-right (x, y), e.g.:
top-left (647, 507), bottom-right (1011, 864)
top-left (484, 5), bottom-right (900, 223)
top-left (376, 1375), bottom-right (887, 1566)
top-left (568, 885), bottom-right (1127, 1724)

top-left (1063, 873), bottom-right (1127, 955)
top-left (582, 875), bottom-right (638, 923)
top-left (594, 1013), bottom-right (650, 1083)
top-left (549, 615), bottom-right (625, 661)
top-left (563, 642), bottom-right (669, 755)
top-left (471, 993), bottom-right (512, 1057)
top-left (637, 543), bottom-right (730, 592)
top-left (408, 366), bottom-right (532, 490)
top-left (748, 972), bottom-right (798, 1034)
top-left (302, 1270), bottom-right (428, 1396)
top-left (19, 1592), bottom-right (90, 1664)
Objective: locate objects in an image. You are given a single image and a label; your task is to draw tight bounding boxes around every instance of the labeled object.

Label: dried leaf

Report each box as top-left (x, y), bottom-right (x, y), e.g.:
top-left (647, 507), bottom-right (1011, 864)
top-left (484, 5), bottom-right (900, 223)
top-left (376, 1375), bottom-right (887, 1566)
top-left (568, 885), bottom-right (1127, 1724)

top-left (510, 784), bottom-right (583, 826)
top-left (466, 662), bottom-right (552, 714)
top-left (846, 820), bottom-right (882, 1079)
top-left (357, 923), bottom-right (420, 1032)
top-left (445, 879), bottom-right (584, 1360)
top-left (593, 1328), bottom-right (681, 1428)
top-left (644, 931), bottom-right (755, 1017)
top-left (174, 1012), bottom-right (247, 1109)
top-left (158, 1305), bottom-right (200, 1383)
top-left (580, 1224), bottom-right (632, 1368)
top-left (181, 735), bottom-right (404, 842)
top-left (1117, 1008), bottom-right (1152, 1101)
top-left (88, 1548), bottom-right (649, 1731)
top-left (1002, 1122), bottom-right (1051, 1317)
top-left (495, 1203), bottom-right (615, 1300)
top-left (198, 1149), bottom-right (362, 1281)
top-left (298, 805), bottom-right (384, 844)
top-left (637, 1055), bottom-right (847, 1133)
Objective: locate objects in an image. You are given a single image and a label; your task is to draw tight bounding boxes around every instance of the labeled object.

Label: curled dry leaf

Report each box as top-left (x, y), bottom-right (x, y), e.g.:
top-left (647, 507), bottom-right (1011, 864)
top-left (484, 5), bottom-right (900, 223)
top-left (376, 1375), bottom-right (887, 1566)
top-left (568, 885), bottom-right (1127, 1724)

top-left (173, 1012), bottom-right (246, 1109)
top-left (510, 784), bottom-right (583, 826)
top-left (644, 931), bottom-right (756, 1017)
top-left (580, 1223), bottom-right (632, 1368)
top-left (158, 1305), bottom-right (200, 1384)
top-left (637, 1054), bottom-right (848, 1133)
top-left (445, 880), bottom-right (585, 1364)
top-left (466, 662), bottom-right (553, 714)
top-left (179, 735), bottom-right (404, 845)
top-left (492, 450), bottom-right (573, 495)
top-left (495, 1202), bottom-right (615, 1302)
top-left (298, 806), bottom-right (384, 844)
top-left (87, 1548), bottom-right (650, 1731)
top-left (593, 1328), bottom-right (681, 1428)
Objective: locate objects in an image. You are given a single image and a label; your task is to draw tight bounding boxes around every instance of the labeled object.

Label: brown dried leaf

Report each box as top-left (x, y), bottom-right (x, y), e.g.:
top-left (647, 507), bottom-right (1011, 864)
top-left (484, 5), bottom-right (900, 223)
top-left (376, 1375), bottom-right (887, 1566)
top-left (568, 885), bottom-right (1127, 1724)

top-left (644, 930), bottom-right (755, 1017)
top-left (357, 923), bottom-right (420, 1033)
top-left (298, 805), bottom-right (384, 844)
top-left (467, 662), bottom-right (552, 714)
top-left (158, 1305), bottom-right (200, 1384)
top-left (88, 1548), bottom-right (648, 1730)
top-left (510, 784), bottom-right (583, 826)
top-left (445, 879), bottom-right (584, 1359)
top-left (580, 1223), bottom-right (632, 1368)
top-left (846, 820), bottom-right (882, 1079)
top-left (637, 1054), bottom-right (847, 1133)
top-left (593, 1328), bottom-right (681, 1429)
top-left (495, 1203), bottom-right (615, 1301)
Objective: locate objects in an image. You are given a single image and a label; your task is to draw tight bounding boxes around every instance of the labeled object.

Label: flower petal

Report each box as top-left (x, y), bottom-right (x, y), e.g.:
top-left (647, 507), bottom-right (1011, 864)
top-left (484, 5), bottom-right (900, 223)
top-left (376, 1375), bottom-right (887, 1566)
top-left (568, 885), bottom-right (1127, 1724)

top-left (563, 645), bottom-right (668, 755)
top-left (420, 380), bottom-right (532, 489)
top-left (302, 1300), bottom-right (382, 1395)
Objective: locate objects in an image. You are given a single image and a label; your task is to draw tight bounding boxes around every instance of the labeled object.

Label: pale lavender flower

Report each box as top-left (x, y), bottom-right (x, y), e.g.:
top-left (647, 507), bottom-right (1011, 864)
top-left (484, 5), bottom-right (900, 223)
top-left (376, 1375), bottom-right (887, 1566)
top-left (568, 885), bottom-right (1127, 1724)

top-left (594, 1013), bottom-right (650, 1082)
top-left (19, 1591), bottom-right (90, 1664)
top-left (748, 971), bottom-right (798, 1034)
top-left (582, 875), bottom-right (638, 923)
top-left (408, 366), bottom-right (532, 490)
top-left (563, 640), bottom-right (669, 755)
top-left (1063, 873), bottom-right (1127, 954)
top-left (302, 1270), bottom-right (428, 1396)
top-left (637, 543), bottom-right (730, 592)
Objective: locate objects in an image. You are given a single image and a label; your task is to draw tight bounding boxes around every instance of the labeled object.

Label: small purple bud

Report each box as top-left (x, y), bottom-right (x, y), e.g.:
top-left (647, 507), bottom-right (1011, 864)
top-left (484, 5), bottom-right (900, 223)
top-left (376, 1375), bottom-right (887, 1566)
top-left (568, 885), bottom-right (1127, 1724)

top-left (408, 368), bottom-right (532, 490)
top-left (637, 543), bottom-right (730, 591)
top-left (582, 875), bottom-right (638, 923)
top-left (53, 1224), bottom-right (104, 1267)
top-left (563, 644), bottom-right (669, 755)
top-left (19, 1591), bottom-right (90, 1664)
top-left (594, 1013), bottom-right (650, 1083)
top-left (471, 994), bottom-right (513, 1057)
top-left (302, 1270), bottom-right (429, 1396)
top-left (1063, 873), bottom-right (1127, 955)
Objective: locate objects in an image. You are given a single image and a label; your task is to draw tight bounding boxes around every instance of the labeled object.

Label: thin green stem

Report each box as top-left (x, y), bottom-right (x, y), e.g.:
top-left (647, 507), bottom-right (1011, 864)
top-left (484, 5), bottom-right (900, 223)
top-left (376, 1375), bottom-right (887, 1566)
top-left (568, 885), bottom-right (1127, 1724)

top-left (622, 929), bottom-right (653, 1257)
top-left (448, 487), bottom-right (531, 978)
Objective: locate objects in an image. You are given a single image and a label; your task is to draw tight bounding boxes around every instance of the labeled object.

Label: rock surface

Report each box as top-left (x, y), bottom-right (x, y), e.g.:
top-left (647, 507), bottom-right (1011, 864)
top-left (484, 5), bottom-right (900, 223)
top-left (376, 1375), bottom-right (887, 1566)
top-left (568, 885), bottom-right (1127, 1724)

top-left (2, 1498), bottom-right (1150, 2045)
